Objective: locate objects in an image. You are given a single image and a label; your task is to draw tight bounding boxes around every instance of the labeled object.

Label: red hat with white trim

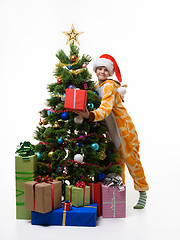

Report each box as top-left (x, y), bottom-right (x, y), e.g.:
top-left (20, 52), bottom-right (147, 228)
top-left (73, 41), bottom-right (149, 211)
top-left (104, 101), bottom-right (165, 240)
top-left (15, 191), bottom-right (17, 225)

top-left (93, 54), bottom-right (122, 82)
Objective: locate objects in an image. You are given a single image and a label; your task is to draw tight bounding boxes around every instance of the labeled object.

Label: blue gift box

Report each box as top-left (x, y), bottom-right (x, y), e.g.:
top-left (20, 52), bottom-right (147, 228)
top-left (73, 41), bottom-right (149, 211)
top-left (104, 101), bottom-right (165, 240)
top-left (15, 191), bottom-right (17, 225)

top-left (31, 203), bottom-right (97, 227)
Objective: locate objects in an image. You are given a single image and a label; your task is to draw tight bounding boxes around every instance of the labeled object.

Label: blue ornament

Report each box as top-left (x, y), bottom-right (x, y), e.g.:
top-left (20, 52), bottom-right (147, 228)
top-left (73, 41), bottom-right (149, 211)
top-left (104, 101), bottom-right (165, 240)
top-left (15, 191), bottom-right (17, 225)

top-left (61, 112), bottom-right (69, 120)
top-left (67, 64), bottom-right (72, 70)
top-left (77, 142), bottom-right (82, 147)
top-left (56, 166), bottom-right (62, 174)
top-left (61, 93), bottom-right (66, 101)
top-left (35, 152), bottom-right (42, 160)
top-left (47, 110), bottom-right (53, 115)
top-left (87, 103), bottom-right (94, 110)
top-left (94, 91), bottom-right (99, 96)
top-left (98, 173), bottom-right (105, 181)
top-left (58, 138), bottom-right (64, 145)
top-left (107, 150), bottom-right (111, 155)
top-left (90, 143), bottom-right (99, 151)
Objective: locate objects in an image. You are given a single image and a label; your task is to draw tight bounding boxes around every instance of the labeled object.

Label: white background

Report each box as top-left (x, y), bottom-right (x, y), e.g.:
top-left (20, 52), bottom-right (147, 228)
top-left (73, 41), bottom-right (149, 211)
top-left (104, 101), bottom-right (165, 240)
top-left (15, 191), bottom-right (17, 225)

top-left (0, 0), bottom-right (180, 239)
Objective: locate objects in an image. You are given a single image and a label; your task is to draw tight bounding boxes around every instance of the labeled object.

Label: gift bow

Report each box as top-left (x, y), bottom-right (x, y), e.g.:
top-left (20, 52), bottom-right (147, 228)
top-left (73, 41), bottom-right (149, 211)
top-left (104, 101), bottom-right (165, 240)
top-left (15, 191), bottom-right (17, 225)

top-left (104, 173), bottom-right (124, 192)
top-left (35, 175), bottom-right (53, 183)
top-left (75, 181), bottom-right (85, 188)
top-left (33, 175), bottom-right (54, 211)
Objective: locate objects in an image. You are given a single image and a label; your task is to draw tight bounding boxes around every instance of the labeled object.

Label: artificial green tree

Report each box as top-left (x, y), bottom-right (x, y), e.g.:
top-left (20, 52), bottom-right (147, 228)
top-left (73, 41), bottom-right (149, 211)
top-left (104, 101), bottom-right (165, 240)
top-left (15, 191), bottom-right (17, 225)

top-left (33, 35), bottom-right (121, 190)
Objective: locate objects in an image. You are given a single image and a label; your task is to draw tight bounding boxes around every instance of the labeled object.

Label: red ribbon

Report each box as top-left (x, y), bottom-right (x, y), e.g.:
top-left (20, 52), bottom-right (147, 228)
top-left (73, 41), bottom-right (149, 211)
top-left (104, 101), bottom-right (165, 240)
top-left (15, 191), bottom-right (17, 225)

top-left (33, 175), bottom-right (54, 211)
top-left (75, 181), bottom-right (85, 188)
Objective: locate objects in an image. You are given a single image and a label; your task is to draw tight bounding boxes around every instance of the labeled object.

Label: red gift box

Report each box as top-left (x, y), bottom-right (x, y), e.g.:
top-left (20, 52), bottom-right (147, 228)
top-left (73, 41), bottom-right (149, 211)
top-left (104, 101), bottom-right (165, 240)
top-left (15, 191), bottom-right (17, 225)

top-left (87, 182), bottom-right (102, 217)
top-left (62, 201), bottom-right (72, 211)
top-left (64, 88), bottom-right (87, 111)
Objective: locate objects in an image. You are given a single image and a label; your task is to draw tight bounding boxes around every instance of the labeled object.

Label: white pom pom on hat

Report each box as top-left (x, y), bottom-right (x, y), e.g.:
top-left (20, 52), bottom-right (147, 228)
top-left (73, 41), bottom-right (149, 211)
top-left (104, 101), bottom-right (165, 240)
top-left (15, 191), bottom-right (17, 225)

top-left (93, 54), bottom-right (122, 82)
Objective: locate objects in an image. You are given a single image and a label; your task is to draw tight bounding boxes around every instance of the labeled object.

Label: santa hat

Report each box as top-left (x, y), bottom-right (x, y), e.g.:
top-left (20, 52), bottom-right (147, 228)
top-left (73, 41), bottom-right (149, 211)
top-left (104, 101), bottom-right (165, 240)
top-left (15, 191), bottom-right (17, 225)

top-left (93, 54), bottom-right (122, 82)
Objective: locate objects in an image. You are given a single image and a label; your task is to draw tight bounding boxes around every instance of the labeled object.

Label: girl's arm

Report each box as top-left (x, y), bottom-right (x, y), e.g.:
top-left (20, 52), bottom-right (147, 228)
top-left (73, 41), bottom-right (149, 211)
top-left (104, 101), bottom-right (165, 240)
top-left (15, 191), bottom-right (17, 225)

top-left (91, 84), bottom-right (115, 121)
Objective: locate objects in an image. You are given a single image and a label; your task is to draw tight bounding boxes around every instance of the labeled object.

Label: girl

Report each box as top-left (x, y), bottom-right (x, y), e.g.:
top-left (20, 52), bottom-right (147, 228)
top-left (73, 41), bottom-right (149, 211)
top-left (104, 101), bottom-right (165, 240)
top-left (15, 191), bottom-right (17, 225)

top-left (74, 54), bottom-right (149, 209)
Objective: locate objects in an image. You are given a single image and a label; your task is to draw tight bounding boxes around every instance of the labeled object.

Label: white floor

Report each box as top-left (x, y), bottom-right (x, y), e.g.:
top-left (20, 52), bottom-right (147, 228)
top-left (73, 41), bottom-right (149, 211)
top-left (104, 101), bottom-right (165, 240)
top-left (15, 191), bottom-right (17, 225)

top-left (1, 164), bottom-right (179, 240)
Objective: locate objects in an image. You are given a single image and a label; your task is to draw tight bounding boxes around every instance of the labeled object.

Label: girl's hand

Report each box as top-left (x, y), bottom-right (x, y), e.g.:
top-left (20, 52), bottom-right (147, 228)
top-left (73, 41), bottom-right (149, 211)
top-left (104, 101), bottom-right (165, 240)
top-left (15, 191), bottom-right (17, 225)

top-left (72, 106), bottom-right (90, 119)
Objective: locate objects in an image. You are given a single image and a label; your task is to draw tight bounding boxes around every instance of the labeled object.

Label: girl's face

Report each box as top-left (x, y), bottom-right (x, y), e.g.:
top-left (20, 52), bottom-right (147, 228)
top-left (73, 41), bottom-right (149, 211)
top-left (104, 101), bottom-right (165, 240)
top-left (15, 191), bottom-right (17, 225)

top-left (96, 66), bottom-right (110, 82)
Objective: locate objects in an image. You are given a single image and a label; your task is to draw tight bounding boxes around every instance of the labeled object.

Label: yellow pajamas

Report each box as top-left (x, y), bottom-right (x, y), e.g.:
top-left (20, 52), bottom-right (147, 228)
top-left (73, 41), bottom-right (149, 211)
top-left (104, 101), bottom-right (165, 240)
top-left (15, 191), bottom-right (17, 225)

top-left (92, 79), bottom-right (149, 192)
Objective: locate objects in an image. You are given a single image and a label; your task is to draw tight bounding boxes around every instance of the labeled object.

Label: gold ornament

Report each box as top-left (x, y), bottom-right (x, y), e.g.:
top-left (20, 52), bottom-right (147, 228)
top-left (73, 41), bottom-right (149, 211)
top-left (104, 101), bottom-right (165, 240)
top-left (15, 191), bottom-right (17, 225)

top-left (99, 151), bottom-right (106, 160)
top-left (48, 150), bottom-right (54, 158)
top-left (53, 121), bottom-right (60, 128)
top-left (62, 24), bottom-right (83, 45)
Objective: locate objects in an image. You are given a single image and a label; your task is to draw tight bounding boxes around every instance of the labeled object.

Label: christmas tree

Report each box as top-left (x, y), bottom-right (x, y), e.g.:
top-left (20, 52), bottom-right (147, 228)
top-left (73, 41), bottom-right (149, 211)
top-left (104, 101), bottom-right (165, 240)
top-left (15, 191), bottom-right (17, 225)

top-left (33, 25), bottom-right (121, 195)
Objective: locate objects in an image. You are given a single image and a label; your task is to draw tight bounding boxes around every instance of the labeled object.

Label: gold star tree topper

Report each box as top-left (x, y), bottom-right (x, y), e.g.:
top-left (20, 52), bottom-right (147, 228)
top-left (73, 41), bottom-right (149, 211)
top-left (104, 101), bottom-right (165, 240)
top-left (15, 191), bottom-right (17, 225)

top-left (62, 24), bottom-right (83, 45)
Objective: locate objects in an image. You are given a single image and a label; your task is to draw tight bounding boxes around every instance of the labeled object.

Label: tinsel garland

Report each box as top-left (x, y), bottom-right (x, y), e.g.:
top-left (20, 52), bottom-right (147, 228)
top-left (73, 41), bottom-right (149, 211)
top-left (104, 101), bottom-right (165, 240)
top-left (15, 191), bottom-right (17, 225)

top-left (60, 132), bottom-right (106, 150)
top-left (63, 159), bottom-right (113, 171)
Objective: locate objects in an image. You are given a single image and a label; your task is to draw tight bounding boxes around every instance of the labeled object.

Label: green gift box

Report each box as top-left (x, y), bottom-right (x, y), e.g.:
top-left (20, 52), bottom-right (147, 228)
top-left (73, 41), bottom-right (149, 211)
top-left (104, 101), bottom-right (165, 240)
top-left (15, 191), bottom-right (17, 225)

top-left (15, 154), bottom-right (37, 219)
top-left (65, 185), bottom-right (90, 207)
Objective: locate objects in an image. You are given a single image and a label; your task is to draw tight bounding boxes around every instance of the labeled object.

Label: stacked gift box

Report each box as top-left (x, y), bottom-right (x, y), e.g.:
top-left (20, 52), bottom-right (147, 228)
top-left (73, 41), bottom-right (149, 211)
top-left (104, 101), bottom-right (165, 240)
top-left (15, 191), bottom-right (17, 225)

top-left (15, 142), bottom-right (38, 219)
top-left (15, 142), bottom-right (126, 226)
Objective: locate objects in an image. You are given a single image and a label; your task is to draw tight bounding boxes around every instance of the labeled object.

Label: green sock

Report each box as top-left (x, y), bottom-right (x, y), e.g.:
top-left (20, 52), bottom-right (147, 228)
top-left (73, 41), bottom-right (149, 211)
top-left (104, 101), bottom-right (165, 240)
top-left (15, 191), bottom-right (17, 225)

top-left (134, 191), bottom-right (147, 209)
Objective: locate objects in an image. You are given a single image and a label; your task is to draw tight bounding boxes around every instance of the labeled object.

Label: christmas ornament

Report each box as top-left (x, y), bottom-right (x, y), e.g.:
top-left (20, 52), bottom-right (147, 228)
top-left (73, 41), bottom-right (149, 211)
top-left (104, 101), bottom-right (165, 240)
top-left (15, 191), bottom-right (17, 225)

top-left (91, 122), bottom-right (97, 128)
top-left (94, 91), bottom-right (99, 96)
top-left (57, 77), bottom-right (62, 84)
top-left (62, 24), bottom-right (83, 45)
top-left (58, 138), bottom-right (64, 145)
top-left (56, 166), bottom-right (63, 174)
top-left (90, 143), bottom-right (99, 151)
top-left (70, 55), bottom-right (77, 62)
top-left (40, 117), bottom-right (48, 125)
top-left (82, 63), bottom-right (87, 68)
top-left (87, 103), bottom-right (94, 110)
top-left (79, 135), bottom-right (86, 141)
top-left (83, 81), bottom-right (88, 90)
top-left (39, 121), bottom-right (42, 126)
top-left (47, 110), bottom-right (53, 115)
top-left (61, 93), bottom-right (66, 101)
top-left (68, 85), bottom-right (75, 89)
top-left (67, 64), bottom-right (72, 70)
top-left (53, 121), bottom-right (60, 128)
top-left (74, 154), bottom-right (83, 163)
top-left (99, 151), bottom-right (106, 160)
top-left (74, 115), bottom-right (83, 124)
top-left (48, 150), bottom-right (54, 158)
top-left (98, 173), bottom-right (105, 181)
top-left (77, 142), bottom-right (82, 147)
top-left (35, 152), bottom-right (42, 160)
top-left (61, 112), bottom-right (69, 120)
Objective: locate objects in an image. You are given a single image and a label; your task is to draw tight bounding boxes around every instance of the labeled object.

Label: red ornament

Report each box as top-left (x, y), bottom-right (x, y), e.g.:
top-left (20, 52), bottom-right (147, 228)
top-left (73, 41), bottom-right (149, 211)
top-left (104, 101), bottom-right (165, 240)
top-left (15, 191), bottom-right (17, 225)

top-left (57, 77), bottom-right (62, 84)
top-left (70, 55), bottom-right (77, 62)
top-left (42, 119), bottom-right (47, 125)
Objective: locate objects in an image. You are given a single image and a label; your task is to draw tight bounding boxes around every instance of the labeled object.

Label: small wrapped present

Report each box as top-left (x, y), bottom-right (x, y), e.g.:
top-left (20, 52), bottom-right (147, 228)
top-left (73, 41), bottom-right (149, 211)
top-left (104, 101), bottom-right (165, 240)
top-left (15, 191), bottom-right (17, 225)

top-left (102, 184), bottom-right (126, 218)
top-left (15, 153), bottom-right (37, 219)
top-left (31, 203), bottom-right (97, 227)
top-left (87, 182), bottom-right (102, 217)
top-left (24, 176), bottom-right (62, 214)
top-left (64, 88), bottom-right (87, 111)
top-left (65, 182), bottom-right (90, 207)
top-left (62, 201), bottom-right (72, 211)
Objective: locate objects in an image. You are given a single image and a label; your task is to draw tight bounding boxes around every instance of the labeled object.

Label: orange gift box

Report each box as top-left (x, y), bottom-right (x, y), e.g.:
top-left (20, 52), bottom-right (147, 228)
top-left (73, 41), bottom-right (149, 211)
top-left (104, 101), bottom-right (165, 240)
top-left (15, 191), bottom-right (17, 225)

top-left (64, 88), bottom-right (87, 111)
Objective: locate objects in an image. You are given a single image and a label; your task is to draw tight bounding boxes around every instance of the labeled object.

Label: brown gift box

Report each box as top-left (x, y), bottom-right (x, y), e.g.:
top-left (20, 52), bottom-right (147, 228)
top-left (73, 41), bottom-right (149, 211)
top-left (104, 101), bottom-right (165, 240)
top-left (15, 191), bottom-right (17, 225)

top-left (24, 180), bottom-right (62, 214)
